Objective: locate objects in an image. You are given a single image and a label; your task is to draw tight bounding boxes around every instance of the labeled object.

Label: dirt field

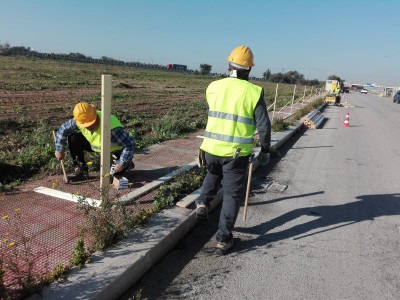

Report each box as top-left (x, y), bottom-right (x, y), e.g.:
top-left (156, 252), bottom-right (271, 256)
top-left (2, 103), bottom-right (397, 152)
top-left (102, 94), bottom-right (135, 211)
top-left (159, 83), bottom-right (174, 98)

top-left (0, 56), bottom-right (211, 129)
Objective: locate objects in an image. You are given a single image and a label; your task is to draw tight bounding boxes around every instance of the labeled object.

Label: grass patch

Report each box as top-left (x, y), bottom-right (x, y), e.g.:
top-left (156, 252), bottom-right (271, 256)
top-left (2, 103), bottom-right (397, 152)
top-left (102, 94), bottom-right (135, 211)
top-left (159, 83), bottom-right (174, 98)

top-left (272, 118), bottom-right (290, 132)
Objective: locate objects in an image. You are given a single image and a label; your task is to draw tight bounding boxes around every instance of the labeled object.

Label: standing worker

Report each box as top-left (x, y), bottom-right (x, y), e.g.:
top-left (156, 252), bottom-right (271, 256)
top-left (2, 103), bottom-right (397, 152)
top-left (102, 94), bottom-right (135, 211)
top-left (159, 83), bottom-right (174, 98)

top-left (334, 85), bottom-right (341, 105)
top-left (195, 46), bottom-right (271, 255)
top-left (54, 102), bottom-right (135, 181)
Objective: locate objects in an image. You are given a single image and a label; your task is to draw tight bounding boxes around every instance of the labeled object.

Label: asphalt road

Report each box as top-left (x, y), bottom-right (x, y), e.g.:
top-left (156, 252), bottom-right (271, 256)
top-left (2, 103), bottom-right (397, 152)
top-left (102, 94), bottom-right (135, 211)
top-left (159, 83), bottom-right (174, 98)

top-left (120, 92), bottom-right (400, 300)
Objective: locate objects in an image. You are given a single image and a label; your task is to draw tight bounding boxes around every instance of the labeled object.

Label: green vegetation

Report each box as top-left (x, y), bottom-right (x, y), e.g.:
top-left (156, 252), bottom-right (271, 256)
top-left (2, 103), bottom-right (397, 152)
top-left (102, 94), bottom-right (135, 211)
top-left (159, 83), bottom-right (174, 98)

top-left (76, 191), bottom-right (149, 251)
top-left (271, 118), bottom-right (290, 132)
top-left (69, 229), bottom-right (90, 269)
top-left (153, 168), bottom-right (207, 210)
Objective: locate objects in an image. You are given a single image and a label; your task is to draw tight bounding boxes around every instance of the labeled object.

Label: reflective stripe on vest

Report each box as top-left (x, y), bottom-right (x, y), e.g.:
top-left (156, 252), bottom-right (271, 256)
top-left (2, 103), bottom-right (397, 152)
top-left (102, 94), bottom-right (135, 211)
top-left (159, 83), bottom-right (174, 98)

top-left (200, 78), bottom-right (262, 157)
top-left (207, 111), bottom-right (255, 126)
top-left (78, 111), bottom-right (124, 153)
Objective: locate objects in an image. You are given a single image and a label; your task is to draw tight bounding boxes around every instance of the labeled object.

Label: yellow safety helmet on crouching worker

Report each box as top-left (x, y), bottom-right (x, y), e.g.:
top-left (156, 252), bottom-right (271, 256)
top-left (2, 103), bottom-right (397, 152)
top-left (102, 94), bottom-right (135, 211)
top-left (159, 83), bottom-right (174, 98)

top-left (227, 46), bottom-right (255, 67)
top-left (73, 102), bottom-right (97, 128)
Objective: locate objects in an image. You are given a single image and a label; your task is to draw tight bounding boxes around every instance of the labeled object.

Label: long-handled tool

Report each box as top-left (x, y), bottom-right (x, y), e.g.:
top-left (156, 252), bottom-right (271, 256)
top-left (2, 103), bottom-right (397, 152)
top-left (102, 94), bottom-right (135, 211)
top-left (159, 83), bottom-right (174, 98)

top-left (52, 130), bottom-right (69, 183)
top-left (243, 154), bottom-right (254, 222)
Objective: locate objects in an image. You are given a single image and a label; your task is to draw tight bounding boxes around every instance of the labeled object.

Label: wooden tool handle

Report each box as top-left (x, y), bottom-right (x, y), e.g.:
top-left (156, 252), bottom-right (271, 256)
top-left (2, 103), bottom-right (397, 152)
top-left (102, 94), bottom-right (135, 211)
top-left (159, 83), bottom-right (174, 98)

top-left (243, 159), bottom-right (254, 222)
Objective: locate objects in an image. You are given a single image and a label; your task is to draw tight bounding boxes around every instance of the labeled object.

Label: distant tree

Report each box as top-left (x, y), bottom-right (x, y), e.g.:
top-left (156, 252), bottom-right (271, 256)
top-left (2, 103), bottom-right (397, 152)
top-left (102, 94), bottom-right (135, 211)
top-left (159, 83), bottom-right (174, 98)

top-left (269, 72), bottom-right (286, 83)
top-left (69, 52), bottom-right (90, 59)
top-left (200, 64), bottom-right (212, 75)
top-left (0, 43), bottom-right (33, 56)
top-left (263, 69), bottom-right (271, 81)
top-left (267, 70), bottom-right (320, 86)
top-left (101, 56), bottom-right (123, 63)
top-left (0, 42), bottom-right (11, 55)
top-left (307, 79), bottom-right (320, 86)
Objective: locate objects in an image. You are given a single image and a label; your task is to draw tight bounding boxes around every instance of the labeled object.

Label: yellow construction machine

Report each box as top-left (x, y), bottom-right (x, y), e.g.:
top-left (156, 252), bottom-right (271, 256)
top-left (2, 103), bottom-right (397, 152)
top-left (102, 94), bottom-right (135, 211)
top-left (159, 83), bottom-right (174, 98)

top-left (325, 95), bottom-right (337, 105)
top-left (325, 81), bottom-right (341, 105)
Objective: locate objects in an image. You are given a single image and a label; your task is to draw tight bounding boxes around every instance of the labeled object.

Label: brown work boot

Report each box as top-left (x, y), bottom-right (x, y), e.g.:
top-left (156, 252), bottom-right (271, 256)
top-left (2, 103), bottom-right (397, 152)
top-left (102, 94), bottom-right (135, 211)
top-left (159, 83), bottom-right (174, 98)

top-left (67, 167), bottom-right (88, 182)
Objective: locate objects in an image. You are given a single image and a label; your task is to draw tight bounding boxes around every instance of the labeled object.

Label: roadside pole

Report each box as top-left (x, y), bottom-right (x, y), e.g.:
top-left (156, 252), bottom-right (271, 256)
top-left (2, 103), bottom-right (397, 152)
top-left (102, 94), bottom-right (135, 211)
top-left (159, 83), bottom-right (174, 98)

top-left (289, 84), bottom-right (296, 115)
top-left (301, 85), bottom-right (307, 106)
top-left (100, 75), bottom-right (112, 202)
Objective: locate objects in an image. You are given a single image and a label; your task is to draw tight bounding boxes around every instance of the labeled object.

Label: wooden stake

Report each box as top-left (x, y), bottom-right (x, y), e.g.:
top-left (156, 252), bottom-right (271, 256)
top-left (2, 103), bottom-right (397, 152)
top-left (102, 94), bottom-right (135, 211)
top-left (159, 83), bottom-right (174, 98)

top-left (302, 85), bottom-right (307, 106)
top-left (243, 154), bottom-right (254, 222)
top-left (271, 84), bottom-right (278, 124)
top-left (289, 84), bottom-right (297, 115)
top-left (100, 75), bottom-right (112, 200)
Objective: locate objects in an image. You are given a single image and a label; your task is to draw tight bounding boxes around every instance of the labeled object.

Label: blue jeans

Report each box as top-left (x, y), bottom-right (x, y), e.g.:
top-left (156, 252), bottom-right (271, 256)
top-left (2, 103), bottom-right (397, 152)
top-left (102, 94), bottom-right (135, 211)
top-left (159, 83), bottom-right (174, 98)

top-left (196, 152), bottom-right (249, 242)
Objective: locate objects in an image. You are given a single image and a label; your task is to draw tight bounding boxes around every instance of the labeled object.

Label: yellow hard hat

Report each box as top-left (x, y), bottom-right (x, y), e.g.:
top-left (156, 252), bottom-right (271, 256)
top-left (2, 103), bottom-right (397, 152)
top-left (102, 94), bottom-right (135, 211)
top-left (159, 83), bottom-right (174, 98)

top-left (227, 45), bottom-right (254, 67)
top-left (73, 102), bottom-right (97, 127)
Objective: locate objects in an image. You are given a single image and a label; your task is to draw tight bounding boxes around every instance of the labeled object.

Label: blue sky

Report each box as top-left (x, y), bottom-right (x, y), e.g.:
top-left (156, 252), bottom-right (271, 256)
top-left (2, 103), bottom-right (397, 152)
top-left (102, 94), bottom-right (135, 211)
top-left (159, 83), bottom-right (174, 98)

top-left (1, 0), bottom-right (399, 85)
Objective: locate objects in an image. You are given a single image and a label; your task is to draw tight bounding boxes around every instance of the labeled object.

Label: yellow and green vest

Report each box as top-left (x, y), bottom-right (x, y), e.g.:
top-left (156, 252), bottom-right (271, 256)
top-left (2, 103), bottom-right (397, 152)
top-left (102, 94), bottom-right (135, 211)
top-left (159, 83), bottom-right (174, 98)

top-left (200, 78), bottom-right (262, 157)
top-left (77, 111), bottom-right (123, 153)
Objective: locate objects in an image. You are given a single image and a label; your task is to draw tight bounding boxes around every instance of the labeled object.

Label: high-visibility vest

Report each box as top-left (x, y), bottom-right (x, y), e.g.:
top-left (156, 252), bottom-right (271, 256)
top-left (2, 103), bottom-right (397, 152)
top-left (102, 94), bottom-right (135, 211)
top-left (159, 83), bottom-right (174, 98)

top-left (77, 111), bottom-right (124, 153)
top-left (200, 78), bottom-right (262, 157)
top-left (334, 88), bottom-right (340, 95)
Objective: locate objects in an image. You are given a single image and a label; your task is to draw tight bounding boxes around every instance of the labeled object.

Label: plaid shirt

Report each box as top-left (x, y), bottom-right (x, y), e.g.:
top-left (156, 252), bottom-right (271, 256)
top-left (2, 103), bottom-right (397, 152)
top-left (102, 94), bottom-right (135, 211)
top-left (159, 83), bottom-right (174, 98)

top-left (55, 118), bottom-right (135, 167)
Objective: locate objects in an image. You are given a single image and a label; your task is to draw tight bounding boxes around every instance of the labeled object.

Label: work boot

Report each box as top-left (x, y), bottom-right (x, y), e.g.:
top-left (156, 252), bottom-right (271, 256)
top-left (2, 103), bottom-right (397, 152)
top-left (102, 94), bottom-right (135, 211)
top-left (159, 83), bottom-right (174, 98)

top-left (216, 239), bottom-right (234, 255)
top-left (196, 202), bottom-right (209, 220)
top-left (67, 167), bottom-right (88, 182)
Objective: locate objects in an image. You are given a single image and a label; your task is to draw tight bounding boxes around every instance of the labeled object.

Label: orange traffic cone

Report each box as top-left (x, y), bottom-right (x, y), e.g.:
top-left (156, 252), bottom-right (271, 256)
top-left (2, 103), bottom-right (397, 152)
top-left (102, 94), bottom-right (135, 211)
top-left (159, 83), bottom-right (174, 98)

top-left (345, 98), bottom-right (348, 105)
top-left (342, 113), bottom-right (350, 127)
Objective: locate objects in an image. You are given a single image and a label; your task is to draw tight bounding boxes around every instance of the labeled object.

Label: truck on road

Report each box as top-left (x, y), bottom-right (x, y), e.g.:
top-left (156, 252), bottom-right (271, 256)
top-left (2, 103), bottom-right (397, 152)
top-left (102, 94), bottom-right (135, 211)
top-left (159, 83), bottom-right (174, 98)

top-left (166, 64), bottom-right (187, 71)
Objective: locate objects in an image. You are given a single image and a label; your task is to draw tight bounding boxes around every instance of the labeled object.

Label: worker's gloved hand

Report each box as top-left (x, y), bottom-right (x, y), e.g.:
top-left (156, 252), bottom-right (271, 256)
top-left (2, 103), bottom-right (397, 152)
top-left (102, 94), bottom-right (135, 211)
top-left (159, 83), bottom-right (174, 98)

top-left (110, 160), bottom-right (118, 175)
top-left (257, 151), bottom-right (270, 166)
top-left (110, 160), bottom-right (126, 175)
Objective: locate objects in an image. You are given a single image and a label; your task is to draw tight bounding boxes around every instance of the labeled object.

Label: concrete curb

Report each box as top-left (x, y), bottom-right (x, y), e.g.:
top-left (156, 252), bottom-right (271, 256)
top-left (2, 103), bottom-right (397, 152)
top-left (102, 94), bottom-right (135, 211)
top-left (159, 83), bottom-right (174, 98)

top-left (31, 116), bottom-right (309, 300)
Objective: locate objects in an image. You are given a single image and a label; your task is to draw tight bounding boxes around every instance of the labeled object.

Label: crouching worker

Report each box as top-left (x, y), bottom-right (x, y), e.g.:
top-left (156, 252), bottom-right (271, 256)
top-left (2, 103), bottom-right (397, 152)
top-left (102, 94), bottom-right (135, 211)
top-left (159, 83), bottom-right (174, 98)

top-left (54, 102), bottom-right (135, 182)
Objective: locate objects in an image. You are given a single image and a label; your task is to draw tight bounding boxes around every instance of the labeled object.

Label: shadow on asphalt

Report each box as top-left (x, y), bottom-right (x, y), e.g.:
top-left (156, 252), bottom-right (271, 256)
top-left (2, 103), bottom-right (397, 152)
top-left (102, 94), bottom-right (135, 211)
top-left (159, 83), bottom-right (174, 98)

top-left (236, 126), bottom-right (400, 251)
top-left (235, 193), bottom-right (400, 252)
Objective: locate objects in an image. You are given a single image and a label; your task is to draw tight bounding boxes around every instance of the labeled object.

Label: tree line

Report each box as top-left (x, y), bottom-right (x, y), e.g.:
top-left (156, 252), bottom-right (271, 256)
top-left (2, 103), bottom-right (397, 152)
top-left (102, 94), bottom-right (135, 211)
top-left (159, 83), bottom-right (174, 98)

top-left (263, 69), bottom-right (321, 86)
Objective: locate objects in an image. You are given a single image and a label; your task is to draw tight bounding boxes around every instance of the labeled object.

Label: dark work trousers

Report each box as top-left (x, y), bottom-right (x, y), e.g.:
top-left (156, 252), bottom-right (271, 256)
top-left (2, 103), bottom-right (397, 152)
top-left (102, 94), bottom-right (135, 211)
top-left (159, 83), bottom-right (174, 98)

top-left (196, 152), bottom-right (249, 243)
top-left (68, 132), bottom-right (94, 168)
top-left (68, 132), bottom-right (122, 168)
